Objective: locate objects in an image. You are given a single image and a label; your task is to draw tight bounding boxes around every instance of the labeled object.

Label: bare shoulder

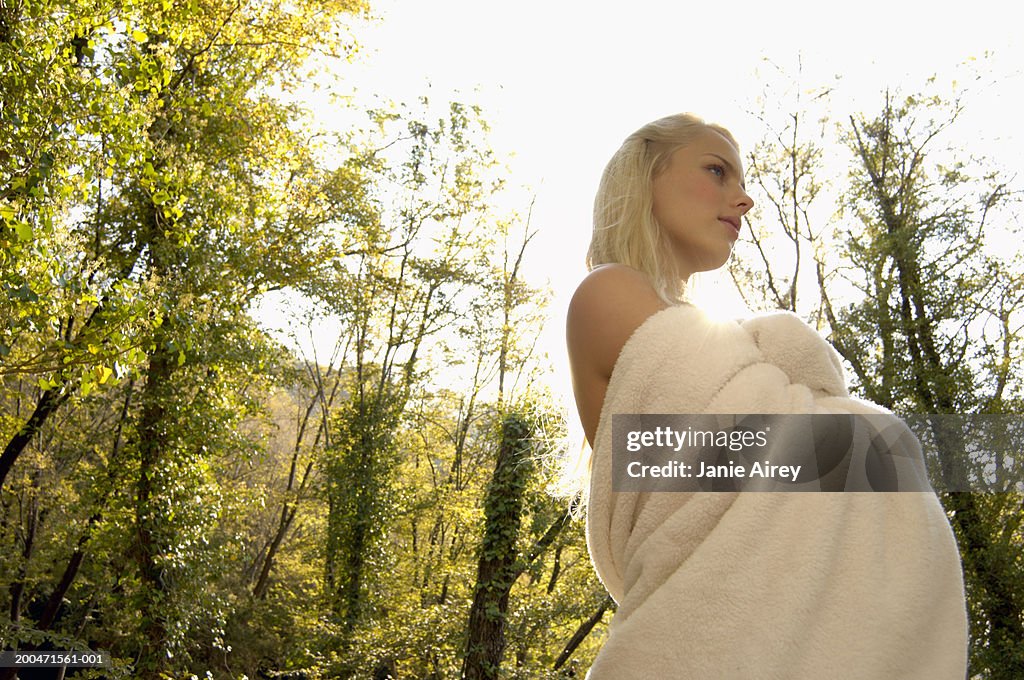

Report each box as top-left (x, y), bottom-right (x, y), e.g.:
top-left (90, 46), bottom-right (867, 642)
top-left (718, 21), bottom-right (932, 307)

top-left (566, 264), bottom-right (667, 380)
top-left (566, 265), bottom-right (667, 446)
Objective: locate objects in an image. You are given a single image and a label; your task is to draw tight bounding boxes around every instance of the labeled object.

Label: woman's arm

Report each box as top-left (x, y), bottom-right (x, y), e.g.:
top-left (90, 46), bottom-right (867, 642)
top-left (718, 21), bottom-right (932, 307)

top-left (566, 264), bottom-right (667, 447)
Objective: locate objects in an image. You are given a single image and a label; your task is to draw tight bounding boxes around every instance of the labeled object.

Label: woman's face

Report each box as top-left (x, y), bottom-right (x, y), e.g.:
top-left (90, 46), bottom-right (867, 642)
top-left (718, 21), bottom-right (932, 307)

top-left (651, 128), bottom-right (753, 279)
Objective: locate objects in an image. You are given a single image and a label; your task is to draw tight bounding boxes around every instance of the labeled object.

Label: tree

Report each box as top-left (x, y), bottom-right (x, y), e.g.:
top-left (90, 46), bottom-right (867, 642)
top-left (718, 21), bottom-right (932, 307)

top-left (462, 411), bottom-right (537, 680)
top-left (835, 89), bottom-right (1023, 678)
top-left (729, 56), bottom-right (835, 315)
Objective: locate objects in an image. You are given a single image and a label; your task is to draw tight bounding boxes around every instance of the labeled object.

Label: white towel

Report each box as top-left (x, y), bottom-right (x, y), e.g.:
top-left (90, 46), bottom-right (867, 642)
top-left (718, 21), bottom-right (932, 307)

top-left (585, 305), bottom-right (968, 679)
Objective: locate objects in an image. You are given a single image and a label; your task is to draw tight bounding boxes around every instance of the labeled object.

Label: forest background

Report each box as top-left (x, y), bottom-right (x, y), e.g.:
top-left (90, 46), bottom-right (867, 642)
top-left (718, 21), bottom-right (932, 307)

top-left (1, 1), bottom-right (1021, 679)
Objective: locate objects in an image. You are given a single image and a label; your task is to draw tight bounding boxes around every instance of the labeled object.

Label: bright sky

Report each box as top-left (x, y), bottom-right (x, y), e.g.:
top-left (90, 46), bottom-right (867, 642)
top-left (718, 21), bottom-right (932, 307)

top-left (257, 0), bottom-right (1023, 409)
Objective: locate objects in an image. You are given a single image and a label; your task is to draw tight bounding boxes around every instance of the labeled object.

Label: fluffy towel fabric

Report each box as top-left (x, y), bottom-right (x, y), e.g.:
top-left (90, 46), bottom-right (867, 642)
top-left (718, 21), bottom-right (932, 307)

top-left (585, 305), bottom-right (968, 679)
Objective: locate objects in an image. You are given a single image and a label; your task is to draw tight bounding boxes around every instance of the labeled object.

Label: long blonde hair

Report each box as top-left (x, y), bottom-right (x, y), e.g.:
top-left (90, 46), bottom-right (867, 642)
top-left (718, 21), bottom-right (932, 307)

top-left (588, 112), bottom-right (740, 304)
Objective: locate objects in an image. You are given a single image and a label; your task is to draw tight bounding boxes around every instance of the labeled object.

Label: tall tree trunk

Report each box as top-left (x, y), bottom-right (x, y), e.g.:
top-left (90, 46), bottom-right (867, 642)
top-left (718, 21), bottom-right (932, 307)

top-left (462, 413), bottom-right (533, 680)
top-left (336, 430), bottom-right (376, 634)
top-left (132, 337), bottom-right (177, 679)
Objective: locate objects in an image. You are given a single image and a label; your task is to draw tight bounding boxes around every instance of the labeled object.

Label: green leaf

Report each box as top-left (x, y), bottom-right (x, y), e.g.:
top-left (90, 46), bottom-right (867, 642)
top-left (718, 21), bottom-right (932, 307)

top-left (132, 29), bottom-right (149, 43)
top-left (95, 365), bottom-right (113, 384)
top-left (14, 221), bottom-right (33, 241)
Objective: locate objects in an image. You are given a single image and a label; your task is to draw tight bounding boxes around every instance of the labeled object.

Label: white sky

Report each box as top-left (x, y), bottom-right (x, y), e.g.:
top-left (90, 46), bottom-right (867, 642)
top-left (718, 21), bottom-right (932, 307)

top-left (257, 0), bottom-right (1023, 406)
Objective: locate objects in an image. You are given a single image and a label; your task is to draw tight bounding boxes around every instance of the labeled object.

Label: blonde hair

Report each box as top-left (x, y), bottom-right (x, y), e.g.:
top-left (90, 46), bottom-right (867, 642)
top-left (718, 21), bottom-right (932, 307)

top-left (588, 112), bottom-right (740, 304)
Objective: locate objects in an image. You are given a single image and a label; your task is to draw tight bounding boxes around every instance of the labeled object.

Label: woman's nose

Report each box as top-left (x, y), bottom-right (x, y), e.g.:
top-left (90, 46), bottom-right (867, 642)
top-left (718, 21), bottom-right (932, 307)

top-left (735, 186), bottom-right (754, 215)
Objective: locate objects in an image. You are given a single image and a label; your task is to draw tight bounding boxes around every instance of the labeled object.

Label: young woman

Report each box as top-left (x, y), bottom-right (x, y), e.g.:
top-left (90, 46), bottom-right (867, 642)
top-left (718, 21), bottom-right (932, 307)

top-left (566, 113), bottom-right (968, 679)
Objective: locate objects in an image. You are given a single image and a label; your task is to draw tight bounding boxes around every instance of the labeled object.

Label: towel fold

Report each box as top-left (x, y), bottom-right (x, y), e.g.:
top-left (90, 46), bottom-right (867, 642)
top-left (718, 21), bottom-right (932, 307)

top-left (585, 305), bottom-right (968, 679)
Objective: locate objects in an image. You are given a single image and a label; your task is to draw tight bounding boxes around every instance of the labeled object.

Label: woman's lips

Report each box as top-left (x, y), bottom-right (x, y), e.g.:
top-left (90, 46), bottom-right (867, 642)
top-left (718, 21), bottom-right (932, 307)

top-left (719, 217), bottom-right (741, 237)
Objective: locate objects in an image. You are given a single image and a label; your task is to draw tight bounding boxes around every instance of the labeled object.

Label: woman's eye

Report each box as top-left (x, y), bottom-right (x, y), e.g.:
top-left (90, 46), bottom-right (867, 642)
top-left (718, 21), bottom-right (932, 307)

top-left (707, 164), bottom-right (725, 178)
